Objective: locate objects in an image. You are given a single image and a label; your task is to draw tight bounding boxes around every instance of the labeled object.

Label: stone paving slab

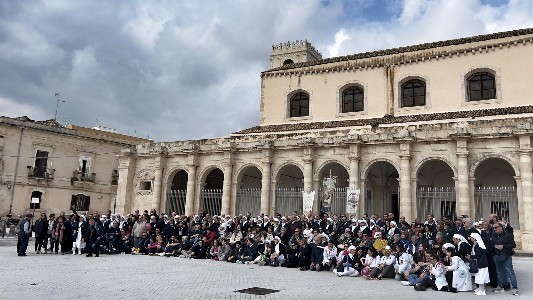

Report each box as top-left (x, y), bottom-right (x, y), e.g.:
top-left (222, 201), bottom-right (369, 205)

top-left (0, 245), bottom-right (532, 300)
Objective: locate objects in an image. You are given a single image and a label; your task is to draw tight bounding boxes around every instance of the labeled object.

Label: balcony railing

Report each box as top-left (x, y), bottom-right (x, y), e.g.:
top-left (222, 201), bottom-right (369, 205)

top-left (72, 170), bottom-right (96, 183)
top-left (27, 167), bottom-right (54, 180)
top-left (111, 172), bottom-right (119, 185)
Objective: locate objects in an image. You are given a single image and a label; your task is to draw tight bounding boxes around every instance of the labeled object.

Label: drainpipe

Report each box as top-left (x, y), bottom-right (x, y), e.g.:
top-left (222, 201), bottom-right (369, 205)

top-left (9, 127), bottom-right (24, 215)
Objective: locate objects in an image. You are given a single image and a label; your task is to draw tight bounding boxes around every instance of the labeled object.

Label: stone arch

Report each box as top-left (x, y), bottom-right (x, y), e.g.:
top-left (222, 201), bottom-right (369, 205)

top-left (412, 156), bottom-right (458, 179)
top-left (165, 166), bottom-right (188, 186)
top-left (273, 161), bottom-right (304, 182)
top-left (198, 164), bottom-right (225, 184)
top-left (361, 158), bottom-right (400, 180)
top-left (235, 163), bottom-right (263, 189)
top-left (469, 154), bottom-right (520, 178)
top-left (314, 160), bottom-right (349, 182)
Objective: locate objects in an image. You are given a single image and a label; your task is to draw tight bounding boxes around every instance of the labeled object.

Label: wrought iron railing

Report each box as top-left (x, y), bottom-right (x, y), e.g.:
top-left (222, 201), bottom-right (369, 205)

top-left (167, 190), bottom-right (186, 215)
top-left (474, 186), bottom-right (519, 229)
top-left (236, 188), bottom-right (261, 216)
top-left (27, 167), bottom-right (54, 179)
top-left (275, 187), bottom-right (303, 216)
top-left (200, 189), bottom-right (222, 216)
top-left (416, 186), bottom-right (456, 220)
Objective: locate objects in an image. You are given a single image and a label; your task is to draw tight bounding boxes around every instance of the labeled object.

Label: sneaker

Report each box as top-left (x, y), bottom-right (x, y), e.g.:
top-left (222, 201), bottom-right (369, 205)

top-left (474, 288), bottom-right (480, 293)
top-left (493, 287), bottom-right (504, 293)
top-left (475, 290), bottom-right (486, 296)
top-left (401, 281), bottom-right (410, 286)
top-left (512, 289), bottom-right (519, 296)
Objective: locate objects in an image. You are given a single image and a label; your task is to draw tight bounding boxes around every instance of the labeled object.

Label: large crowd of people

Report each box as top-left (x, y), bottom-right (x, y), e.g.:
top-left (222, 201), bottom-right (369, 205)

top-left (15, 208), bottom-right (519, 296)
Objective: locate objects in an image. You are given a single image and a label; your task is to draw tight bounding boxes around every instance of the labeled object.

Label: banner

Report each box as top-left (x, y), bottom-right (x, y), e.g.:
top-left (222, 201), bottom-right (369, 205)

top-left (346, 188), bottom-right (360, 214)
top-left (302, 190), bottom-right (315, 214)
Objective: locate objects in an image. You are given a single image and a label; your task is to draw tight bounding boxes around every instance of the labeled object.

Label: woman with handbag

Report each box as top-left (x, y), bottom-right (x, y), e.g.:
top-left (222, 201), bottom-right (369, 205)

top-left (469, 233), bottom-right (490, 295)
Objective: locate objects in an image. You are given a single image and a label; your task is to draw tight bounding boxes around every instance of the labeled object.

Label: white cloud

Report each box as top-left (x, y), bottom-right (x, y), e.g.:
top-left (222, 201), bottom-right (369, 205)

top-left (0, 96), bottom-right (47, 120)
top-left (328, 29), bottom-right (351, 57)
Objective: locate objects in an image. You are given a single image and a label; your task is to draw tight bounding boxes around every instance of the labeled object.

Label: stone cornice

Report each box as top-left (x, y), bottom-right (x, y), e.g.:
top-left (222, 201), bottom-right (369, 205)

top-left (133, 115), bottom-right (533, 156)
top-left (235, 105), bottom-right (533, 135)
top-left (262, 28), bottom-right (533, 77)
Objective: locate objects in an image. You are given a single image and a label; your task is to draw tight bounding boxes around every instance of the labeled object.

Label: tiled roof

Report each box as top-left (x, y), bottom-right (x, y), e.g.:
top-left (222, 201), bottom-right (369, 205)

top-left (265, 28), bottom-right (533, 72)
top-left (233, 106), bottom-right (533, 135)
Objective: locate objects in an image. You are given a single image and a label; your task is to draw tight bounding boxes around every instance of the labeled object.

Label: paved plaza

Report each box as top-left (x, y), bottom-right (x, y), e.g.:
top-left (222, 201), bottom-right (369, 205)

top-left (0, 239), bottom-right (531, 300)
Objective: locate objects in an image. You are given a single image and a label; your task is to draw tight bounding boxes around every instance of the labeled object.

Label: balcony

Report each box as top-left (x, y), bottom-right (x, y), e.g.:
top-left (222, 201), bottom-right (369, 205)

top-left (111, 171), bottom-right (119, 185)
top-left (71, 170), bottom-right (96, 188)
top-left (27, 167), bottom-right (54, 182)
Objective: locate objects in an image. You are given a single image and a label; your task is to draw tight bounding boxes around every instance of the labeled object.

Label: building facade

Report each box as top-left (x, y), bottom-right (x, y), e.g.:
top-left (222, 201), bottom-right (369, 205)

top-left (0, 117), bottom-right (149, 216)
top-left (116, 28), bottom-right (533, 250)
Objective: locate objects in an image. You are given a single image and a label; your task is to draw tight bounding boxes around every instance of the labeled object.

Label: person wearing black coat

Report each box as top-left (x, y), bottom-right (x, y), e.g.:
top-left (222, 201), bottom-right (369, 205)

top-left (83, 218), bottom-right (104, 257)
top-left (298, 238), bottom-right (312, 270)
top-left (33, 213), bottom-right (49, 253)
top-left (491, 223), bottom-right (518, 295)
top-left (283, 242), bottom-right (300, 268)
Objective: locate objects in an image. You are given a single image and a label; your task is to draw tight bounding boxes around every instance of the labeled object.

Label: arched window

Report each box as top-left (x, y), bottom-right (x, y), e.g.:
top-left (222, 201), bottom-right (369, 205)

top-left (467, 72), bottom-right (495, 101)
top-left (401, 79), bottom-right (426, 107)
top-left (290, 92), bottom-right (309, 117)
top-left (283, 59), bottom-right (294, 65)
top-left (342, 86), bottom-right (364, 113)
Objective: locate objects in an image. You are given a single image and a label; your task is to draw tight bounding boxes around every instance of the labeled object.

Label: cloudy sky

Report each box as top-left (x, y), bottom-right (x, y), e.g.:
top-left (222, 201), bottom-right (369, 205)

top-left (1, 0), bottom-right (532, 142)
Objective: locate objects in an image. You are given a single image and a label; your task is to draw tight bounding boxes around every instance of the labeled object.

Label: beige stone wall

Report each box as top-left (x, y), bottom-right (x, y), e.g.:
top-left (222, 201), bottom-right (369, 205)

top-left (0, 119), bottom-right (146, 216)
top-left (260, 32), bottom-right (533, 125)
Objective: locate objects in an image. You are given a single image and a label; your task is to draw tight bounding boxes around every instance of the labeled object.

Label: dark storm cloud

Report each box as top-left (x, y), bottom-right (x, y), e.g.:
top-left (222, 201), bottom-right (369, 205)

top-left (0, 0), bottom-right (532, 141)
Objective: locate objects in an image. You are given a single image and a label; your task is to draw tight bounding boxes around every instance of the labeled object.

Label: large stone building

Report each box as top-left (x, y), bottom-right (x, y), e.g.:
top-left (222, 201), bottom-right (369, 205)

top-left (0, 116), bottom-right (149, 216)
top-left (116, 28), bottom-right (533, 250)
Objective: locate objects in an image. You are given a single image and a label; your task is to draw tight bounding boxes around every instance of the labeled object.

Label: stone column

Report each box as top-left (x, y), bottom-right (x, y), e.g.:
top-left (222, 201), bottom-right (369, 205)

top-left (399, 140), bottom-right (412, 222)
top-left (221, 151), bottom-right (234, 216)
top-left (303, 146), bottom-right (314, 214)
top-left (260, 148), bottom-right (272, 215)
top-left (455, 137), bottom-right (470, 218)
top-left (151, 167), bottom-right (164, 212)
top-left (348, 143), bottom-right (360, 189)
top-left (115, 151), bottom-right (135, 215)
top-left (518, 135), bottom-right (533, 231)
top-left (185, 163), bottom-right (197, 215)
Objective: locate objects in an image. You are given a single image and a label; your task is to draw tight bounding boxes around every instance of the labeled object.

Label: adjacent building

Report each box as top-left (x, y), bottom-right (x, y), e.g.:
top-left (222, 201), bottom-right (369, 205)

top-left (116, 28), bottom-right (533, 250)
top-left (0, 116), bottom-right (149, 216)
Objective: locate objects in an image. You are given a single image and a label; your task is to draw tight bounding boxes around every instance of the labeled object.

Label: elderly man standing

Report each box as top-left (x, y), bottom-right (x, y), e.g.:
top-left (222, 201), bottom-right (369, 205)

top-left (17, 214), bottom-right (33, 256)
top-left (492, 222), bottom-right (519, 296)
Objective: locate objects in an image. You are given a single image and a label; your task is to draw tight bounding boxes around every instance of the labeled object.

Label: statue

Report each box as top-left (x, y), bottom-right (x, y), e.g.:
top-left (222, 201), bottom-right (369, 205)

top-left (321, 170), bottom-right (337, 213)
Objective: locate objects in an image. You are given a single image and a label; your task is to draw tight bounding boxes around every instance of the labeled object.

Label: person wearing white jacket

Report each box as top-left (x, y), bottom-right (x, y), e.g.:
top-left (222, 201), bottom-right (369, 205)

top-left (395, 243), bottom-right (412, 280)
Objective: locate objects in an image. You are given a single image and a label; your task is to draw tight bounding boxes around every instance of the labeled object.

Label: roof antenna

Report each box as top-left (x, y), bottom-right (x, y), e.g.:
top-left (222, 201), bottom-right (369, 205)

top-left (54, 92), bottom-right (67, 121)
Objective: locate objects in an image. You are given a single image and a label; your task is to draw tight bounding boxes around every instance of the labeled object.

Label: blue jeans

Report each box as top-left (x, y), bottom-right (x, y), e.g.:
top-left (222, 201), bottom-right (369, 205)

top-left (493, 255), bottom-right (518, 289)
top-left (17, 235), bottom-right (30, 255)
top-left (407, 274), bottom-right (425, 285)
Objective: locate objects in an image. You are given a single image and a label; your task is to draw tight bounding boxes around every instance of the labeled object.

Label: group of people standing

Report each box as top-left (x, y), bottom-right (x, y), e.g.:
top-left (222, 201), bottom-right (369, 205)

top-left (16, 208), bottom-right (520, 296)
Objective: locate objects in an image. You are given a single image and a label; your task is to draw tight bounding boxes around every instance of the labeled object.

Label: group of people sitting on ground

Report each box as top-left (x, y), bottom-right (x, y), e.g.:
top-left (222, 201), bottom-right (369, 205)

top-left (22, 208), bottom-right (519, 296)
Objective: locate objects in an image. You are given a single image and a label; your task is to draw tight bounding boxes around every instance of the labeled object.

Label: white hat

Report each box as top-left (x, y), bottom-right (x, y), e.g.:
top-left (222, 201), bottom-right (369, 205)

top-left (348, 245), bottom-right (356, 250)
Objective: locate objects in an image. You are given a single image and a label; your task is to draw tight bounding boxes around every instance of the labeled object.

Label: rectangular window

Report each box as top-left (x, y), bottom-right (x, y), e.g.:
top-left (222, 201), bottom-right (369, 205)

top-left (34, 150), bottom-right (49, 177)
top-left (140, 181), bottom-right (152, 190)
top-left (30, 191), bottom-right (42, 209)
top-left (79, 156), bottom-right (92, 179)
top-left (71, 194), bottom-right (90, 211)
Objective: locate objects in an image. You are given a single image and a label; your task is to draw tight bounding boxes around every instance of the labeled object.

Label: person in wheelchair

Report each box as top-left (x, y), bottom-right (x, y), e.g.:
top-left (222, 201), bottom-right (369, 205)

top-left (106, 221), bottom-right (121, 253)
